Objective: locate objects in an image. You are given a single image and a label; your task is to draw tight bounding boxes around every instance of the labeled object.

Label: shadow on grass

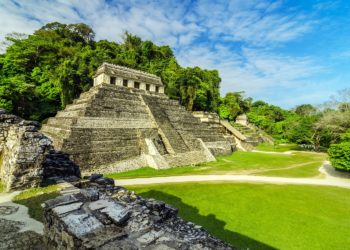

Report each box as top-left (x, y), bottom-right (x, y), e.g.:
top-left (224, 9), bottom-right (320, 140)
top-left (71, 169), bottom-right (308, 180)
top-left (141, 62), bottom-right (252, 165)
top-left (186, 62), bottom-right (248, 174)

top-left (137, 190), bottom-right (277, 250)
top-left (13, 192), bottom-right (60, 222)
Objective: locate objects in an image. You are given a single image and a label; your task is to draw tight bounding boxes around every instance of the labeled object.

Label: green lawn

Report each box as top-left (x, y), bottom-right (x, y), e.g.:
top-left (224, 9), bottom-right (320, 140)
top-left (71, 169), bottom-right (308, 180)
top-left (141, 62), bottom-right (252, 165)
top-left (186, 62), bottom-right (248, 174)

top-left (106, 151), bottom-right (327, 179)
top-left (13, 185), bottom-right (61, 222)
top-left (255, 143), bottom-right (300, 152)
top-left (130, 183), bottom-right (350, 250)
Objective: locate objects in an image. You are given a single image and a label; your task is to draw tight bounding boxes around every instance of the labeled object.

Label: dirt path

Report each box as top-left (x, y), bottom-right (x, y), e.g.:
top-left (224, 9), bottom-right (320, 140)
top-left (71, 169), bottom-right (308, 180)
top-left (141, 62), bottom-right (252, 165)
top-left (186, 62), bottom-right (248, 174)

top-left (116, 174), bottom-right (350, 188)
top-left (0, 181), bottom-right (77, 239)
top-left (0, 192), bottom-right (43, 234)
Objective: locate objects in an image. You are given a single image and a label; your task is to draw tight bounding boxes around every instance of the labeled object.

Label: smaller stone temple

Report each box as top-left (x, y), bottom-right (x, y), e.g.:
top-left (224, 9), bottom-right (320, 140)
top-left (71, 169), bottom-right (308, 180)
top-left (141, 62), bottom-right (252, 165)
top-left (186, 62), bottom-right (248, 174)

top-left (94, 63), bottom-right (165, 94)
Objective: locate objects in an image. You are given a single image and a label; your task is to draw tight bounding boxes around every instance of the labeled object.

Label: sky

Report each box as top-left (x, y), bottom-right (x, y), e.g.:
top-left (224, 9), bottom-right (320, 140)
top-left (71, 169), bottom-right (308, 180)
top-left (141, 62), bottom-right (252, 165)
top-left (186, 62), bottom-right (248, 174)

top-left (0, 0), bottom-right (350, 108)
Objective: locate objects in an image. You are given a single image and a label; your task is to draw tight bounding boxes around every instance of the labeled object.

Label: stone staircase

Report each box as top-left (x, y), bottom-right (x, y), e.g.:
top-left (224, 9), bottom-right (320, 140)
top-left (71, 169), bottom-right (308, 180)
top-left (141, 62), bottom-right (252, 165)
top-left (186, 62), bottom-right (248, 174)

top-left (231, 123), bottom-right (261, 146)
top-left (141, 96), bottom-right (192, 153)
top-left (142, 96), bottom-right (232, 156)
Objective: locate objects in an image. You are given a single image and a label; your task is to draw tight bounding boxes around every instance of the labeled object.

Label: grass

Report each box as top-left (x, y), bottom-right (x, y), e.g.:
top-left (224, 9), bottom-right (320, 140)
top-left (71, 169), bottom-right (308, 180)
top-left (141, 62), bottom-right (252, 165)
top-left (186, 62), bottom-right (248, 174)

top-left (130, 183), bottom-right (350, 250)
top-left (256, 143), bottom-right (300, 152)
top-left (106, 150), bottom-right (327, 179)
top-left (12, 184), bottom-right (61, 222)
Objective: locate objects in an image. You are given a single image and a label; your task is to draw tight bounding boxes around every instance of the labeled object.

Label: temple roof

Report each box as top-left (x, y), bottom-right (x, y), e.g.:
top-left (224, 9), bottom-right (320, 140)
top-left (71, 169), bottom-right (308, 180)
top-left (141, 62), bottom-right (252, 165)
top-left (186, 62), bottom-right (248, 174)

top-left (94, 63), bottom-right (163, 86)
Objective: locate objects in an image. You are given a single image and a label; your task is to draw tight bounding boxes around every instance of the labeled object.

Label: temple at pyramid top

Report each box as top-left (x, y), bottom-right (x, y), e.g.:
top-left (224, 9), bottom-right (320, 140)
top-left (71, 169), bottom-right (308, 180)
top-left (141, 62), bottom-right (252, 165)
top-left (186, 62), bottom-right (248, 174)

top-left (93, 62), bottom-right (165, 94)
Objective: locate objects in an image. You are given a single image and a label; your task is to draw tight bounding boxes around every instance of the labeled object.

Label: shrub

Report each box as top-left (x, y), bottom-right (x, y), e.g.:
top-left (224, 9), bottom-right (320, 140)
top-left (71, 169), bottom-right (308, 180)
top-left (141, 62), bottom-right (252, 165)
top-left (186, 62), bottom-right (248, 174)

top-left (328, 142), bottom-right (350, 171)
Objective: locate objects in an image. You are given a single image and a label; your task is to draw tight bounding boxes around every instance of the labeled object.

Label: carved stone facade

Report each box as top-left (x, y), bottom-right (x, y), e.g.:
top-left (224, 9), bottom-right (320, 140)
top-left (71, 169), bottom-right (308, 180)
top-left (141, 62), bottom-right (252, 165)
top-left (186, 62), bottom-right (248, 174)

top-left (42, 63), bottom-right (233, 174)
top-left (94, 63), bottom-right (165, 94)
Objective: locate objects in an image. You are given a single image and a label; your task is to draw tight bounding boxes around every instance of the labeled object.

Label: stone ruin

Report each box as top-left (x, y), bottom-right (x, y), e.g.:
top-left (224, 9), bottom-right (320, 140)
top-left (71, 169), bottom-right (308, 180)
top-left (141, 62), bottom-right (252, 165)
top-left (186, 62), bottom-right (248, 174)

top-left (42, 63), bottom-right (234, 175)
top-left (192, 111), bottom-right (258, 151)
top-left (192, 111), bottom-right (273, 151)
top-left (42, 175), bottom-right (232, 250)
top-left (0, 109), bottom-right (80, 191)
top-left (235, 114), bottom-right (248, 126)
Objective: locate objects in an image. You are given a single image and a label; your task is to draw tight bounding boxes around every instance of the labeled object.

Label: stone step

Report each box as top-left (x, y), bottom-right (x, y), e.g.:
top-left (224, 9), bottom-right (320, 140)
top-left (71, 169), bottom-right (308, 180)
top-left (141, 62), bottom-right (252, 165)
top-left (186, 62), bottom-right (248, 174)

top-left (86, 102), bottom-right (148, 113)
top-left (84, 110), bottom-right (150, 119)
top-left (158, 103), bottom-right (186, 111)
top-left (56, 110), bottom-right (85, 118)
top-left (63, 140), bottom-right (139, 153)
top-left (153, 98), bottom-right (180, 106)
top-left (167, 113), bottom-right (200, 122)
top-left (70, 148), bottom-right (141, 169)
top-left (163, 150), bottom-right (210, 167)
top-left (73, 97), bottom-right (91, 105)
top-left (41, 124), bottom-right (71, 138)
top-left (78, 89), bottom-right (99, 99)
top-left (74, 118), bottom-right (155, 129)
top-left (90, 97), bottom-right (143, 107)
top-left (65, 102), bottom-right (90, 111)
top-left (197, 135), bottom-right (228, 142)
top-left (172, 122), bottom-right (208, 130)
top-left (68, 127), bottom-right (143, 140)
top-left (95, 89), bottom-right (141, 100)
top-left (67, 147), bottom-right (140, 159)
top-left (47, 117), bottom-right (77, 127)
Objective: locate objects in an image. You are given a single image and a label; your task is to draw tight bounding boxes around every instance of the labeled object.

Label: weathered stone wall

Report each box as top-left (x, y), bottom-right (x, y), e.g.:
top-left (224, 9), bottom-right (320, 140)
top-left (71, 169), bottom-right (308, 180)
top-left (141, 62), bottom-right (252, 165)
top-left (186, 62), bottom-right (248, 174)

top-left (0, 109), bottom-right (80, 191)
top-left (0, 109), bottom-right (52, 191)
top-left (43, 176), bottom-right (232, 250)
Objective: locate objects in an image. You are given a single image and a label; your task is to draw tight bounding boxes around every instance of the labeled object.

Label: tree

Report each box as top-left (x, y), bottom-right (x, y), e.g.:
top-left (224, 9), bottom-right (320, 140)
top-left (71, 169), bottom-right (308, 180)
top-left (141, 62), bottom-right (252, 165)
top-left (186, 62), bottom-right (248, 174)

top-left (328, 129), bottom-right (350, 171)
top-left (177, 67), bottom-right (202, 111)
top-left (295, 104), bottom-right (317, 116)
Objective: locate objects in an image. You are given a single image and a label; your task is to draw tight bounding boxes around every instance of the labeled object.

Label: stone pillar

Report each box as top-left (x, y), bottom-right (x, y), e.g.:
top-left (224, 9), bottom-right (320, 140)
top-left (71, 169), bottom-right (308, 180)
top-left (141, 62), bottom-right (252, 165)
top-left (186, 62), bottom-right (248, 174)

top-left (140, 82), bottom-right (146, 90)
top-left (128, 80), bottom-right (134, 88)
top-left (93, 73), bottom-right (110, 86)
top-left (159, 86), bottom-right (165, 94)
top-left (116, 77), bottom-right (123, 86)
top-left (150, 84), bottom-right (156, 92)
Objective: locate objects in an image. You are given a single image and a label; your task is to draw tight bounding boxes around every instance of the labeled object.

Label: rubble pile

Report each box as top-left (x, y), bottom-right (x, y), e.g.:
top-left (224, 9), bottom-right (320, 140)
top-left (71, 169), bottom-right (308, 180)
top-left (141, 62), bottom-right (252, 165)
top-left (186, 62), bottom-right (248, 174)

top-left (43, 175), bottom-right (232, 250)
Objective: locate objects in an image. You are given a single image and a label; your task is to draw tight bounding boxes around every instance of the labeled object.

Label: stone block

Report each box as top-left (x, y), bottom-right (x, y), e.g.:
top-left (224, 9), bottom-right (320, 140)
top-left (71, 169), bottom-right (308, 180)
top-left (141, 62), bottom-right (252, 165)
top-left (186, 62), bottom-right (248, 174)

top-left (89, 199), bottom-right (115, 211)
top-left (52, 202), bottom-right (83, 216)
top-left (80, 188), bottom-right (99, 201)
top-left (61, 213), bottom-right (103, 237)
top-left (101, 202), bottom-right (130, 225)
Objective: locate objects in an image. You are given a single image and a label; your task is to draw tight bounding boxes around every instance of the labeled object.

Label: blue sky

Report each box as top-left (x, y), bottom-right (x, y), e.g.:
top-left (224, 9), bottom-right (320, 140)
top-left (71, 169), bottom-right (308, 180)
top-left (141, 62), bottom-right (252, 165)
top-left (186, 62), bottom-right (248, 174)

top-left (1, 0), bottom-right (350, 108)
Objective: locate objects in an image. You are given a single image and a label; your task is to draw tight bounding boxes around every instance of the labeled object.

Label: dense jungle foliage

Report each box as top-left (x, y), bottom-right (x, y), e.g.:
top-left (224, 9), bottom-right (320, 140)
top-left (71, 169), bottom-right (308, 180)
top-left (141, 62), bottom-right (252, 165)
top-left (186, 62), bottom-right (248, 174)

top-left (0, 22), bottom-right (220, 120)
top-left (0, 22), bottom-right (349, 170)
top-left (328, 129), bottom-right (350, 171)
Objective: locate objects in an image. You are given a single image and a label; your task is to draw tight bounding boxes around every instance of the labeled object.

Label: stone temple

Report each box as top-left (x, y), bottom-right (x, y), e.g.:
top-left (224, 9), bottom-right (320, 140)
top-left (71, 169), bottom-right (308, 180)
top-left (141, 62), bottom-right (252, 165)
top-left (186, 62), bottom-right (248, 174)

top-left (41, 63), bottom-right (234, 174)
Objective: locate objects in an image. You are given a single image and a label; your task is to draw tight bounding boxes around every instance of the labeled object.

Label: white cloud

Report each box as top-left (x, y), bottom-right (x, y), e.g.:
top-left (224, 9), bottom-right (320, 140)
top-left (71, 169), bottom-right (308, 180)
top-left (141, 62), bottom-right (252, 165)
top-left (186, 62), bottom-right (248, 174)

top-left (176, 43), bottom-right (330, 107)
top-left (193, 0), bottom-right (315, 45)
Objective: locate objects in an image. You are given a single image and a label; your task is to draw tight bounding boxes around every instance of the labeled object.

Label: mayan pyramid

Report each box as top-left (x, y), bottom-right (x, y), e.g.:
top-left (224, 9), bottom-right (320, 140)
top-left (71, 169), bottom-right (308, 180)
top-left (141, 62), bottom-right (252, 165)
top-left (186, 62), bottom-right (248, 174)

top-left (41, 63), bottom-right (233, 174)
